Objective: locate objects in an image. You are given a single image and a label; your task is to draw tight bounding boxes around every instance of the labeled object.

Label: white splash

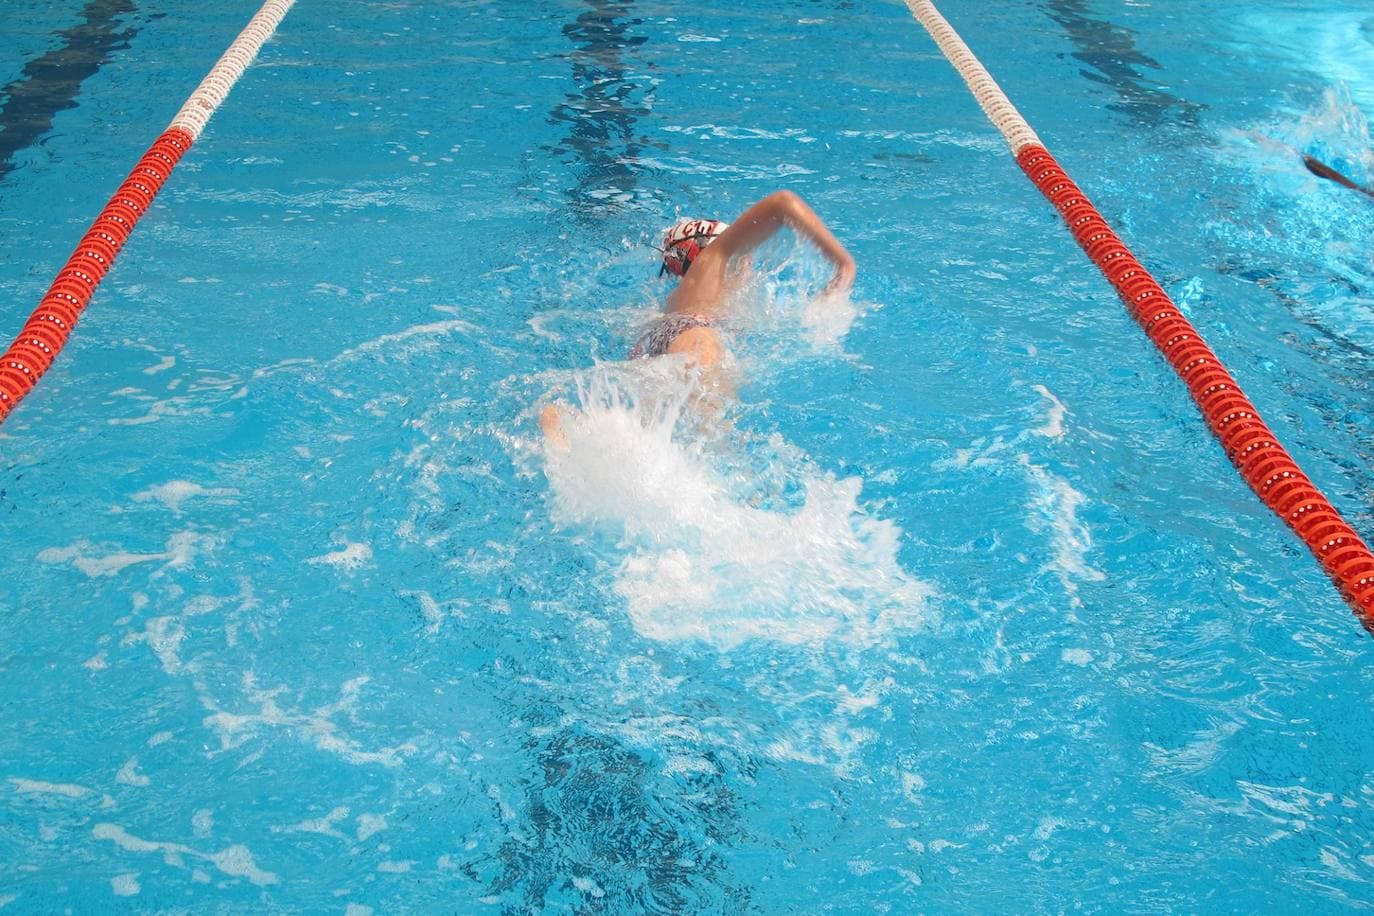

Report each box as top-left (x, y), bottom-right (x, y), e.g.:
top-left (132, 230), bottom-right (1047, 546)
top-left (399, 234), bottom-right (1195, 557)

top-left (37, 544), bottom-right (165, 578)
top-left (799, 291), bottom-right (859, 350)
top-left (542, 366), bottom-right (930, 649)
top-left (572, 876), bottom-right (606, 898)
top-left (332, 318), bottom-right (478, 362)
top-left (1284, 84), bottom-right (1374, 186)
top-left (935, 388), bottom-right (1103, 606)
top-left (192, 809), bottom-right (214, 839)
top-left (727, 240), bottom-right (862, 361)
top-left (398, 589), bottom-right (445, 634)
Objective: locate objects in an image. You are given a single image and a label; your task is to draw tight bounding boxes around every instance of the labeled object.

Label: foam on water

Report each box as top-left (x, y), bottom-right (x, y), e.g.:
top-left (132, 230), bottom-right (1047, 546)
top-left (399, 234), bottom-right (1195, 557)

top-left (36, 532), bottom-right (209, 579)
top-left (1019, 455), bottom-right (1105, 609)
top-left (935, 386), bottom-right (1105, 608)
top-left (132, 481), bottom-right (239, 515)
top-left (199, 674), bottom-right (413, 769)
top-left (111, 874), bottom-right (140, 897)
top-left (91, 824), bottom-right (278, 887)
top-left (305, 542), bottom-right (374, 572)
top-left (9, 779), bottom-right (92, 798)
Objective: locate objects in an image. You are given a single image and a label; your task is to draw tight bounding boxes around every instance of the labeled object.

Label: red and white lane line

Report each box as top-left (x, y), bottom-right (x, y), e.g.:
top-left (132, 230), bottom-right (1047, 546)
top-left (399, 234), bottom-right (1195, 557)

top-left (903, 0), bottom-right (1374, 631)
top-left (0, 0), bottom-right (296, 425)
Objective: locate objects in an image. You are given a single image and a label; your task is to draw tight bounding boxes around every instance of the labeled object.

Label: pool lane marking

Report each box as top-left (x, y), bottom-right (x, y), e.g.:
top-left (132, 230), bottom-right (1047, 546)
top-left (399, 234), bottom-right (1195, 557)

top-left (903, 0), bottom-right (1374, 631)
top-left (0, 0), bottom-right (297, 426)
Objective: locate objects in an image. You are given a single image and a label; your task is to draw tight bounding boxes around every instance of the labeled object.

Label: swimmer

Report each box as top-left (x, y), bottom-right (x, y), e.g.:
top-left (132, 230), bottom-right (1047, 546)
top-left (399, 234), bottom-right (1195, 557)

top-left (540, 190), bottom-right (855, 447)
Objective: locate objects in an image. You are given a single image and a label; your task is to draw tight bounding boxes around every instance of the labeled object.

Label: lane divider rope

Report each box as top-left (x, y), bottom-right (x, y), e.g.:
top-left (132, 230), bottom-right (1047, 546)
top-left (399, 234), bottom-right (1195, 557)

top-left (0, 0), bottom-right (296, 425)
top-left (903, 0), bottom-right (1374, 631)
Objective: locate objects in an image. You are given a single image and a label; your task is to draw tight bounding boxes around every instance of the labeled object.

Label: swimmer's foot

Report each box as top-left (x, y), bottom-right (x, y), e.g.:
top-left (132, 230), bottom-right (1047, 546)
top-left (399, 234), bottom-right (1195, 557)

top-left (539, 404), bottom-right (570, 451)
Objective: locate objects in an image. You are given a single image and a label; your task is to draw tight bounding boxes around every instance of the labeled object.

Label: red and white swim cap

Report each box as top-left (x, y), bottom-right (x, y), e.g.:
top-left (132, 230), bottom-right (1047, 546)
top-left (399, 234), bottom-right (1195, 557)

top-left (660, 218), bottom-right (729, 277)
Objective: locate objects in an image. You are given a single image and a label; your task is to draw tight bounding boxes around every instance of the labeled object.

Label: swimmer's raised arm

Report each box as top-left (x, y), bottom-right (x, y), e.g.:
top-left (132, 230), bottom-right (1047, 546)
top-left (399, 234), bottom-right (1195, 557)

top-left (710, 190), bottom-right (856, 294)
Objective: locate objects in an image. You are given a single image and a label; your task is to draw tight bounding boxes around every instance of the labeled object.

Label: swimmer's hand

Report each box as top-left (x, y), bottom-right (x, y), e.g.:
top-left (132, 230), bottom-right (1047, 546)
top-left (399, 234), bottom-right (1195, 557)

top-left (824, 253), bottom-right (856, 298)
top-left (709, 190), bottom-right (856, 297)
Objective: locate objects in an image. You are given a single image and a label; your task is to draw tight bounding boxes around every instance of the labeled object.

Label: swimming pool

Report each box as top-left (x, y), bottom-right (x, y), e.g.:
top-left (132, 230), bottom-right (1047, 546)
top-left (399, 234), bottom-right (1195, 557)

top-left (2, 0), bottom-right (1372, 910)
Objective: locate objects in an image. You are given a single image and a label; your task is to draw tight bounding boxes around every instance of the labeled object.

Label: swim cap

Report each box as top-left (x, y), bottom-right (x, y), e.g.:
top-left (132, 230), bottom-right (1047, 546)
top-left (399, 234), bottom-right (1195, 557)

top-left (660, 218), bottom-right (729, 277)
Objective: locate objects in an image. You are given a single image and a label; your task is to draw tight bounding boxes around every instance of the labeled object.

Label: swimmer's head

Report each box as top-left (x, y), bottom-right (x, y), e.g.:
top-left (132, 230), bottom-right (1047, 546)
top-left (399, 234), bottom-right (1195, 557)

top-left (659, 218), bottom-right (729, 277)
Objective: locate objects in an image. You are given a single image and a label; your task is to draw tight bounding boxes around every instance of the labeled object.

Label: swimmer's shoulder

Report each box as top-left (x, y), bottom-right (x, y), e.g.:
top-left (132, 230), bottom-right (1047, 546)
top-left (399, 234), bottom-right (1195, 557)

top-left (666, 247), bottom-right (730, 311)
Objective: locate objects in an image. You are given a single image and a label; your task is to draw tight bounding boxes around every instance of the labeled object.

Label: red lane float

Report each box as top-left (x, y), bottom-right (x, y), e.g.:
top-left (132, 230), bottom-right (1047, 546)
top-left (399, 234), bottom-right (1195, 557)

top-left (0, 0), bottom-right (296, 426)
top-left (1016, 144), bottom-right (1374, 629)
top-left (903, 0), bottom-right (1374, 631)
top-left (0, 129), bottom-right (192, 423)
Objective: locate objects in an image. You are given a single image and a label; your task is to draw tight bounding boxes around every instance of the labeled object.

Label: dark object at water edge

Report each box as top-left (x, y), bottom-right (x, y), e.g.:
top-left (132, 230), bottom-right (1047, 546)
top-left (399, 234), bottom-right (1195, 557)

top-left (1303, 154), bottom-right (1374, 199)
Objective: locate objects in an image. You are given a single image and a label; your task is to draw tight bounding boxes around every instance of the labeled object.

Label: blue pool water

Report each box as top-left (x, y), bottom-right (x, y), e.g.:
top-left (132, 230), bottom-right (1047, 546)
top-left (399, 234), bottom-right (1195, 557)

top-left (2, 0), bottom-right (1373, 911)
